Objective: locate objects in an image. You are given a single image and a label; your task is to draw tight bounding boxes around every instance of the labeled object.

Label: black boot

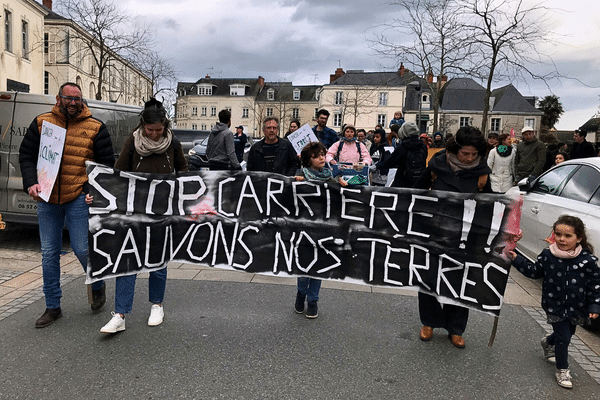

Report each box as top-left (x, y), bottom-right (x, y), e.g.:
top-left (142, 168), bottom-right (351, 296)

top-left (306, 301), bottom-right (318, 319)
top-left (90, 283), bottom-right (106, 311)
top-left (35, 307), bottom-right (62, 328)
top-left (294, 291), bottom-right (306, 314)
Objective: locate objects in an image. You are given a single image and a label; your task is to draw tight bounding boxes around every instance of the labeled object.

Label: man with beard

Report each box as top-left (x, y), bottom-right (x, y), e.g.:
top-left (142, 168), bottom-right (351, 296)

top-left (514, 127), bottom-right (547, 183)
top-left (19, 82), bottom-right (115, 328)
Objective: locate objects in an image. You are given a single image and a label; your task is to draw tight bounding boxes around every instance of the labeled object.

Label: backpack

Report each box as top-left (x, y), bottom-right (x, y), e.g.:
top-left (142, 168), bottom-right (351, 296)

top-left (335, 140), bottom-right (363, 163)
top-left (404, 147), bottom-right (427, 185)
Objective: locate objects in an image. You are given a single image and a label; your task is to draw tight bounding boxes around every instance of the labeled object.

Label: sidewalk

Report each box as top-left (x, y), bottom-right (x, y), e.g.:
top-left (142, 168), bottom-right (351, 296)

top-left (1, 228), bottom-right (600, 389)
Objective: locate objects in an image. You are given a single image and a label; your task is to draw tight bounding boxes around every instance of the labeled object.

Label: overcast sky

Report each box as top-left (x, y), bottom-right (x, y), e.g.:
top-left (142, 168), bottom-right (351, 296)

top-left (113, 0), bottom-right (599, 130)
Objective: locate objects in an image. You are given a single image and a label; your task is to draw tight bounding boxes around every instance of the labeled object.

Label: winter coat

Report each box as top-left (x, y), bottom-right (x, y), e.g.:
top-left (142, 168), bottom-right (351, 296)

top-left (487, 146), bottom-right (516, 193)
top-left (413, 151), bottom-right (492, 193)
top-left (514, 138), bottom-right (547, 182)
top-left (19, 103), bottom-right (115, 204)
top-left (379, 135), bottom-right (428, 188)
top-left (513, 249), bottom-right (600, 325)
top-left (570, 140), bottom-right (596, 159)
top-left (115, 133), bottom-right (188, 174)
top-left (246, 138), bottom-right (298, 176)
top-left (326, 140), bottom-right (372, 165)
top-left (312, 125), bottom-right (339, 148)
top-left (207, 122), bottom-right (241, 169)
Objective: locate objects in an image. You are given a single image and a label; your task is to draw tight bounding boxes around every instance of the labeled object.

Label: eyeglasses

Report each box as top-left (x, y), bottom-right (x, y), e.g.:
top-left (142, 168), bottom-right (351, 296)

top-left (59, 95), bottom-right (83, 103)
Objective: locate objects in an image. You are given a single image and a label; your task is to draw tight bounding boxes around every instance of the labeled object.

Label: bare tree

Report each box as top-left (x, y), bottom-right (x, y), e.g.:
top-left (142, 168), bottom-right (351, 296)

top-left (341, 85), bottom-right (381, 127)
top-left (137, 51), bottom-right (178, 99)
top-left (56, 0), bottom-right (155, 101)
top-left (460, 0), bottom-right (559, 134)
top-left (369, 0), bottom-right (475, 132)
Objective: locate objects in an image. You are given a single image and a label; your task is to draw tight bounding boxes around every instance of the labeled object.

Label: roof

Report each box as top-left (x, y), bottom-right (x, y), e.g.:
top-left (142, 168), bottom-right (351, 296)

top-left (580, 117), bottom-right (600, 132)
top-left (440, 78), bottom-right (542, 114)
top-left (326, 70), bottom-right (421, 87)
top-left (255, 84), bottom-right (318, 102)
top-left (178, 78), bottom-right (265, 97)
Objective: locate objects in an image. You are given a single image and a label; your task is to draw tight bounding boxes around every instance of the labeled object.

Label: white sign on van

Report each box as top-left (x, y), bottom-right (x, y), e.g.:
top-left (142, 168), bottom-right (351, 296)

top-left (37, 121), bottom-right (66, 202)
top-left (287, 124), bottom-right (319, 154)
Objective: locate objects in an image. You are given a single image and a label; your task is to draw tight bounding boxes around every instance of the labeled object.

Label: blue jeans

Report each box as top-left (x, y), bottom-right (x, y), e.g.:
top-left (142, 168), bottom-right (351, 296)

top-left (37, 193), bottom-right (104, 309)
top-left (114, 265), bottom-right (167, 314)
top-left (547, 319), bottom-right (577, 369)
top-left (297, 277), bottom-right (321, 302)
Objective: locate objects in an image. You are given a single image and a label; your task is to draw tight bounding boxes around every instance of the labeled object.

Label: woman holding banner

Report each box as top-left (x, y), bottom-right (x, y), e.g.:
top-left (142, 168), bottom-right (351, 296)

top-left (413, 126), bottom-right (492, 348)
top-left (99, 98), bottom-right (188, 334)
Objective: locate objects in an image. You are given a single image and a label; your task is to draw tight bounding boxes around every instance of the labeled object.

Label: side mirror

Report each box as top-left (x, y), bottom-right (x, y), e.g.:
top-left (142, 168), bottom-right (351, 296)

top-left (517, 176), bottom-right (533, 191)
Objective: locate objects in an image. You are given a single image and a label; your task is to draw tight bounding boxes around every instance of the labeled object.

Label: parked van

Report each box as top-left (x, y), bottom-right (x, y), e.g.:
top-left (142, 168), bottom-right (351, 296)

top-left (0, 91), bottom-right (142, 228)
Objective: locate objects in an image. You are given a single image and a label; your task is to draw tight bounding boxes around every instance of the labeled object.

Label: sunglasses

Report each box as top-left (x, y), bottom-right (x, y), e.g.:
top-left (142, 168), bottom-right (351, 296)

top-left (59, 95), bottom-right (83, 102)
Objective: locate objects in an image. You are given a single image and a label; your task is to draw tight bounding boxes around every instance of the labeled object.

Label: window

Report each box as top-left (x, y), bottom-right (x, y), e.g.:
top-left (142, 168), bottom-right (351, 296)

top-left (293, 89), bottom-right (301, 101)
top-left (44, 33), bottom-right (48, 54)
top-left (192, 107), bottom-right (197, 116)
top-left (242, 108), bottom-right (249, 118)
top-left (491, 118), bottom-right (501, 132)
top-left (460, 117), bottom-right (470, 127)
top-left (230, 84), bottom-right (246, 96)
top-left (210, 106), bottom-right (216, 117)
top-left (267, 89), bottom-right (274, 101)
top-left (201, 106), bottom-right (206, 116)
top-left (377, 114), bottom-right (387, 126)
top-left (266, 108), bottom-right (273, 117)
top-left (333, 113), bottom-right (342, 127)
top-left (525, 118), bottom-right (535, 129)
top-left (4, 10), bottom-right (12, 52)
top-left (532, 165), bottom-right (577, 195)
top-left (379, 92), bottom-right (388, 106)
top-left (201, 124), bottom-right (207, 130)
top-left (314, 108), bottom-right (319, 119)
top-left (292, 108), bottom-right (299, 119)
top-left (335, 91), bottom-right (343, 105)
top-left (197, 85), bottom-right (212, 96)
top-left (560, 166), bottom-right (600, 203)
top-left (44, 71), bottom-right (49, 94)
top-left (21, 20), bottom-right (28, 59)
top-left (192, 124), bottom-right (197, 130)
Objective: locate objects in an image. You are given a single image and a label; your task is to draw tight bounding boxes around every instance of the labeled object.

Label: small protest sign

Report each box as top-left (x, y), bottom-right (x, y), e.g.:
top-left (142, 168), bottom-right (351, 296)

top-left (37, 121), bottom-right (66, 201)
top-left (287, 124), bottom-right (319, 154)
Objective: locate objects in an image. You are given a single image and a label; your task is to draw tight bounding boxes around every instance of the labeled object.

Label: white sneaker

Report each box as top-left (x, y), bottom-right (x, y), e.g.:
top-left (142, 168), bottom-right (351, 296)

top-left (556, 369), bottom-right (573, 389)
top-left (148, 304), bottom-right (164, 326)
top-left (100, 312), bottom-right (125, 334)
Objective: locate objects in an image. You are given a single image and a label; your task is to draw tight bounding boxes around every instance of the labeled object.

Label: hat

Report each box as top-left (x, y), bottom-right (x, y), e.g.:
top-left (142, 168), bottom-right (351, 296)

top-left (488, 132), bottom-right (499, 138)
top-left (521, 126), bottom-right (534, 134)
top-left (343, 124), bottom-right (356, 133)
top-left (400, 121), bottom-right (420, 139)
top-left (433, 131), bottom-right (443, 140)
top-left (236, 125), bottom-right (243, 130)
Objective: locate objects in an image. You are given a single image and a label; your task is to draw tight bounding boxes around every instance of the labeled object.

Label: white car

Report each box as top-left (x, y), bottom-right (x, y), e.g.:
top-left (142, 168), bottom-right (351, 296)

top-left (507, 157), bottom-right (600, 330)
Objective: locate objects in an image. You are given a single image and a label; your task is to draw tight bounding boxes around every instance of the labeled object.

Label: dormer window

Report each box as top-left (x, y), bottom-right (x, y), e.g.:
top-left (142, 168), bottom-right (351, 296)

top-left (197, 84), bottom-right (213, 96)
top-left (293, 89), bottom-right (301, 101)
top-left (230, 84), bottom-right (246, 96)
top-left (267, 89), bottom-right (275, 101)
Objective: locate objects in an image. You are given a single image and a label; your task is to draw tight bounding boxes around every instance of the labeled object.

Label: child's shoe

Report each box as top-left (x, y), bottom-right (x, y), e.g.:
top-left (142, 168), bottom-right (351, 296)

top-left (540, 336), bottom-right (556, 364)
top-left (555, 369), bottom-right (572, 389)
top-left (306, 301), bottom-right (318, 319)
top-left (294, 292), bottom-right (305, 314)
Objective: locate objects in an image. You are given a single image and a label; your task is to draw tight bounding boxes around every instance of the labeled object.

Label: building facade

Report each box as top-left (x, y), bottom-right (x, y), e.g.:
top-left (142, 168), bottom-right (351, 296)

top-left (1, 0), bottom-right (47, 93)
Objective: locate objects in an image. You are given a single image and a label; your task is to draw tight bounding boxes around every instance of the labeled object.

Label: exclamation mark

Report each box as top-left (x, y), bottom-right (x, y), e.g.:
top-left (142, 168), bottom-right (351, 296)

top-left (485, 202), bottom-right (506, 253)
top-left (460, 199), bottom-right (477, 249)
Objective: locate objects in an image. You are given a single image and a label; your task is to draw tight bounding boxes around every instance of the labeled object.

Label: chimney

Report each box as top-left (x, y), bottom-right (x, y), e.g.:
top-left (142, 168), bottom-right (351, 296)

top-left (438, 74), bottom-right (448, 89)
top-left (43, 0), bottom-right (52, 9)
top-left (330, 68), bottom-right (345, 83)
top-left (258, 76), bottom-right (265, 89)
top-left (427, 70), bottom-right (434, 84)
top-left (205, 75), bottom-right (210, 78)
top-left (398, 63), bottom-right (405, 77)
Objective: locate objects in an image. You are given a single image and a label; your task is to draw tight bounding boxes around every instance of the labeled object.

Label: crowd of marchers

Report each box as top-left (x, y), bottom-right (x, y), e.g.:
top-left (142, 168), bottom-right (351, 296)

top-left (19, 85), bottom-right (599, 391)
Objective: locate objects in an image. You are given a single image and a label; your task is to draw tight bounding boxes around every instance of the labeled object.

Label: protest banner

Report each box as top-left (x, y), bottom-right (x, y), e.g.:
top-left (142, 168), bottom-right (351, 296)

top-left (37, 121), bottom-right (66, 201)
top-left (286, 124), bottom-right (319, 154)
top-left (86, 163), bottom-right (521, 316)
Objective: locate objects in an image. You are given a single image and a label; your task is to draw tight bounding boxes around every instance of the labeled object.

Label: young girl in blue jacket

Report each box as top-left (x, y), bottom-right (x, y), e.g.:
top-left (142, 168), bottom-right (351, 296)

top-left (510, 215), bottom-right (600, 389)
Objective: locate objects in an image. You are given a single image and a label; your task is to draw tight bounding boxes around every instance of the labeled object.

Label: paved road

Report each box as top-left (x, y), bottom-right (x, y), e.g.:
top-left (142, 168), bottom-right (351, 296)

top-left (1, 228), bottom-right (600, 399)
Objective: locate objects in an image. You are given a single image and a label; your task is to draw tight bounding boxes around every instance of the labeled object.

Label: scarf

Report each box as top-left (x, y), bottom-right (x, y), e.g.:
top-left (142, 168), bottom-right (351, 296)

top-left (343, 136), bottom-right (357, 143)
top-left (549, 243), bottom-right (582, 259)
top-left (446, 152), bottom-right (481, 172)
top-left (497, 145), bottom-right (512, 157)
top-left (302, 167), bottom-right (333, 181)
top-left (133, 127), bottom-right (172, 157)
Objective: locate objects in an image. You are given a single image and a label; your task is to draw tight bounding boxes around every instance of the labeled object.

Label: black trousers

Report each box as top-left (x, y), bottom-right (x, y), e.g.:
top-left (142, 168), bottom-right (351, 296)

top-left (418, 292), bottom-right (469, 336)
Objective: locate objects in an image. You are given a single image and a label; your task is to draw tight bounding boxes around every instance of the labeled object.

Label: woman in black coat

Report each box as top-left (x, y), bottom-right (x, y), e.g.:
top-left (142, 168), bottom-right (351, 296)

top-left (413, 126), bottom-right (492, 349)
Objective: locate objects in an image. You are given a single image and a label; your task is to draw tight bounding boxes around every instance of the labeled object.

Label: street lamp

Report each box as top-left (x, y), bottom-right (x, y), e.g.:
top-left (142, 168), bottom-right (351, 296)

top-left (408, 81), bottom-right (423, 133)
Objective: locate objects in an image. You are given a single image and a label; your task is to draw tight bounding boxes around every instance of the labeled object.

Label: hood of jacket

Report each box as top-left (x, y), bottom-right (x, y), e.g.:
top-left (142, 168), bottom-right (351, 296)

top-left (211, 121), bottom-right (229, 135)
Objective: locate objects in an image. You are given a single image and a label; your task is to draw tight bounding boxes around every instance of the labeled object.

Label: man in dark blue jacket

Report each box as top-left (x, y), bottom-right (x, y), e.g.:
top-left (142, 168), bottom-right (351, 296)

top-left (312, 109), bottom-right (338, 148)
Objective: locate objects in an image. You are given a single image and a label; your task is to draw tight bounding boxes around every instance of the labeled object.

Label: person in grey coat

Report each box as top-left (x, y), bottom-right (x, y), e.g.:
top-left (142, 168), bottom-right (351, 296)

top-left (206, 109), bottom-right (241, 170)
top-left (514, 127), bottom-right (547, 183)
